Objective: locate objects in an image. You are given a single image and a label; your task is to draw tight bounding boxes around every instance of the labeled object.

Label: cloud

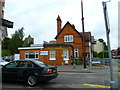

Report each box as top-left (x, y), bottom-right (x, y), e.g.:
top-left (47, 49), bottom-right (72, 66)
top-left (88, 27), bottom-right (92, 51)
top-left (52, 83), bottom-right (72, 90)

top-left (5, 0), bottom-right (118, 49)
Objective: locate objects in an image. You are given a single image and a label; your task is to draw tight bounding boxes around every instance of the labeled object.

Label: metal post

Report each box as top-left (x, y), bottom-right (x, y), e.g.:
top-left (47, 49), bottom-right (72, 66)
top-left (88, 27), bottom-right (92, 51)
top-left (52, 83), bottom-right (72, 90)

top-left (89, 42), bottom-right (92, 68)
top-left (0, 27), bottom-right (2, 90)
top-left (0, 28), bottom-right (2, 62)
top-left (81, 0), bottom-right (86, 68)
top-left (102, 42), bottom-right (105, 65)
top-left (102, 1), bottom-right (116, 89)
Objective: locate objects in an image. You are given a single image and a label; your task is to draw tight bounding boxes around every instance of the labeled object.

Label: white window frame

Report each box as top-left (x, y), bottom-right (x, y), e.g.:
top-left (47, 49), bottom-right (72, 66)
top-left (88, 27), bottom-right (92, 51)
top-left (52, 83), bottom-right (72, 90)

top-left (74, 49), bottom-right (79, 58)
top-left (49, 50), bottom-right (56, 60)
top-left (25, 51), bottom-right (39, 59)
top-left (63, 49), bottom-right (69, 60)
top-left (64, 35), bottom-right (73, 42)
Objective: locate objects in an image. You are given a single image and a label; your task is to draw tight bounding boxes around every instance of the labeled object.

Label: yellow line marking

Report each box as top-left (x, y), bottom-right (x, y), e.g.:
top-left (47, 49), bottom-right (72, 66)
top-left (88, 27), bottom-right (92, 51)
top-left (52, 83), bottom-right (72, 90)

top-left (58, 72), bottom-right (120, 74)
top-left (58, 72), bottom-right (96, 74)
top-left (84, 83), bottom-right (110, 88)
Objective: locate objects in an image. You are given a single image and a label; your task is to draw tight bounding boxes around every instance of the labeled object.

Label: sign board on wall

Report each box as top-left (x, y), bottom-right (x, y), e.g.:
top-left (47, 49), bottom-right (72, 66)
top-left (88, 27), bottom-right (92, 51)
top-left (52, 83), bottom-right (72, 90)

top-left (40, 51), bottom-right (48, 55)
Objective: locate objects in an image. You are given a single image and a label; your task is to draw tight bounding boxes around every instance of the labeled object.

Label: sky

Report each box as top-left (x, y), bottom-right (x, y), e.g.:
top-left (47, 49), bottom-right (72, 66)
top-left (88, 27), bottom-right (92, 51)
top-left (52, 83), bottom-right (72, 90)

top-left (4, 0), bottom-right (118, 49)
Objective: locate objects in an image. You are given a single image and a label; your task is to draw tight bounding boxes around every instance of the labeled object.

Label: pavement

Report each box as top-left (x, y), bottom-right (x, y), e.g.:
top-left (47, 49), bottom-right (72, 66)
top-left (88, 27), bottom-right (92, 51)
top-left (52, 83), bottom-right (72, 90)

top-left (57, 64), bottom-right (118, 73)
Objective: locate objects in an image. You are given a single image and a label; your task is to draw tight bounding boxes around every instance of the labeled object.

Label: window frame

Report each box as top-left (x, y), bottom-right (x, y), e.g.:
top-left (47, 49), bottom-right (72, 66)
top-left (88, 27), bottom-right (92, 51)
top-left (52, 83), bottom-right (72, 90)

top-left (64, 35), bottom-right (73, 42)
top-left (49, 49), bottom-right (56, 60)
top-left (74, 49), bottom-right (79, 58)
top-left (25, 51), bottom-right (39, 59)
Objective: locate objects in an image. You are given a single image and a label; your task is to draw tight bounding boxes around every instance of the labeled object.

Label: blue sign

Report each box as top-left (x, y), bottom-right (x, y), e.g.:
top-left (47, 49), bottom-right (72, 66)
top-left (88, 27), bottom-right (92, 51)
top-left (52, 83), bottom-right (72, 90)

top-left (40, 51), bottom-right (48, 55)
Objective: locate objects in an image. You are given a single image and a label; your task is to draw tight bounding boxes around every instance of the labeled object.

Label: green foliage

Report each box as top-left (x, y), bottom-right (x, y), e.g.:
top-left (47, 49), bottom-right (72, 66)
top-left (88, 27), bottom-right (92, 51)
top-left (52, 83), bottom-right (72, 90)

top-left (93, 50), bottom-right (109, 58)
top-left (2, 37), bottom-right (11, 49)
top-left (11, 27), bottom-right (25, 40)
top-left (98, 50), bottom-right (109, 58)
top-left (2, 27), bottom-right (25, 55)
top-left (98, 38), bottom-right (104, 43)
top-left (2, 49), bottom-right (12, 56)
top-left (9, 27), bottom-right (25, 54)
top-left (103, 42), bottom-right (108, 50)
top-left (93, 51), bottom-right (98, 57)
top-left (98, 38), bottom-right (108, 50)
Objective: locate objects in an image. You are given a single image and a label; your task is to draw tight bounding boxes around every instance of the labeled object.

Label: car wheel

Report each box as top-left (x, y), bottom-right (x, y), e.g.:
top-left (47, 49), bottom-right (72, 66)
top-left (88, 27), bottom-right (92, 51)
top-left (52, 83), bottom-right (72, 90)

top-left (26, 75), bottom-right (37, 86)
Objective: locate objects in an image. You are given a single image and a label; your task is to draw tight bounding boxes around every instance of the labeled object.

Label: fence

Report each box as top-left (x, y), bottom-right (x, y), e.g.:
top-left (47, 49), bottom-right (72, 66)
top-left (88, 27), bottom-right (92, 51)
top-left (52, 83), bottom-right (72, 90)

top-left (73, 57), bottom-right (110, 65)
top-left (91, 58), bottom-right (110, 65)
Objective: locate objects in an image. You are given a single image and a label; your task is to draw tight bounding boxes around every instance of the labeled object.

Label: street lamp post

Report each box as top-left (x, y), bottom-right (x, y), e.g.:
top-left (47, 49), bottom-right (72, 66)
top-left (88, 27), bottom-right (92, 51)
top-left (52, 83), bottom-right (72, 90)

top-left (102, 1), bottom-right (116, 89)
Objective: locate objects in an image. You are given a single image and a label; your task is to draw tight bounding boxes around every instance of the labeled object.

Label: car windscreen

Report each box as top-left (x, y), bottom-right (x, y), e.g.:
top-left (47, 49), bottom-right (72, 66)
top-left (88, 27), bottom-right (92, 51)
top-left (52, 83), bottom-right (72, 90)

top-left (33, 60), bottom-right (48, 67)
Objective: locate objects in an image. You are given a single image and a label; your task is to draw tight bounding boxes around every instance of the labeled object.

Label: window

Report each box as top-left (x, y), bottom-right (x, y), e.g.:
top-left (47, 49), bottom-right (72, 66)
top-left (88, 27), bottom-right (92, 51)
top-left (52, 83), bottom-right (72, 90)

top-left (25, 51), bottom-right (39, 59)
top-left (16, 61), bottom-right (34, 68)
top-left (74, 49), bottom-right (79, 58)
top-left (63, 49), bottom-right (69, 60)
top-left (5, 62), bottom-right (18, 68)
top-left (64, 35), bottom-right (73, 42)
top-left (49, 50), bottom-right (56, 60)
top-left (34, 60), bottom-right (48, 67)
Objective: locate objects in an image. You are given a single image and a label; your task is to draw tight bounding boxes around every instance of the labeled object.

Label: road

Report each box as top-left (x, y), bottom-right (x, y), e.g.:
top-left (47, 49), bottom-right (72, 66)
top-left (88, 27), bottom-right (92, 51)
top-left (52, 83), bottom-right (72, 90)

top-left (2, 72), bottom-right (119, 89)
top-left (1, 59), bottom-right (120, 89)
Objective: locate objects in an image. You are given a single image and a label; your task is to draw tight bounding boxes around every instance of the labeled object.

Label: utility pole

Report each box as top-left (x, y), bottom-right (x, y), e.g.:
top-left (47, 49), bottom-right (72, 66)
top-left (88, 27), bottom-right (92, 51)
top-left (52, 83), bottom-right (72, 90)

top-left (102, 1), bottom-right (116, 89)
top-left (81, 0), bottom-right (86, 68)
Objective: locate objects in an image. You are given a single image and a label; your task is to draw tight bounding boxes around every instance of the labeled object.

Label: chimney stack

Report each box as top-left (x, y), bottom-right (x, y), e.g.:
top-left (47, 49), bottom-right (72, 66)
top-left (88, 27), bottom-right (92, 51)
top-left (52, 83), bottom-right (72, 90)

top-left (56, 15), bottom-right (62, 34)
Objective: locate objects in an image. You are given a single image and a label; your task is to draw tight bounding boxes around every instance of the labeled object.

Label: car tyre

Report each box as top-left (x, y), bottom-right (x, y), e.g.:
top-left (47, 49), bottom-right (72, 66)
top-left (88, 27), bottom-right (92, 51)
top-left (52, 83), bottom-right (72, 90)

top-left (26, 75), bottom-right (38, 86)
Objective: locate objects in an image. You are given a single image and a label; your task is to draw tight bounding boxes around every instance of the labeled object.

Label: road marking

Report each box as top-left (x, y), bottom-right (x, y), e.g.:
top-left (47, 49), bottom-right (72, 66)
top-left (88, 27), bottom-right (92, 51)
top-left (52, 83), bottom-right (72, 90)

top-left (84, 83), bottom-right (110, 88)
top-left (58, 72), bottom-right (120, 74)
top-left (58, 72), bottom-right (97, 74)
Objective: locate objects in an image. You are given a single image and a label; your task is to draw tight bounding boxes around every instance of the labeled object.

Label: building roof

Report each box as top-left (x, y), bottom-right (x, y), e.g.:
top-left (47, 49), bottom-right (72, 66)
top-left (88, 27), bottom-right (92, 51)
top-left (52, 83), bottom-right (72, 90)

top-left (18, 46), bottom-right (43, 50)
top-left (55, 21), bottom-right (82, 39)
top-left (43, 43), bottom-right (73, 47)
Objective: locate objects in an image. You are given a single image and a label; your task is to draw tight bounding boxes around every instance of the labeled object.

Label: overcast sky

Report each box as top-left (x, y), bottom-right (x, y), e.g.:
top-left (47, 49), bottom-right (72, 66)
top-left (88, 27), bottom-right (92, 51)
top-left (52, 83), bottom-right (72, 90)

top-left (4, 0), bottom-right (118, 49)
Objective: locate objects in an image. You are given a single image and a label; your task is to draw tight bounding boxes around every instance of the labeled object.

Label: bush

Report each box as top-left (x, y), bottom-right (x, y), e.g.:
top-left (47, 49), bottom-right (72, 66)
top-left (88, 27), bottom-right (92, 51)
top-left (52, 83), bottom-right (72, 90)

top-left (98, 50), bottom-right (109, 58)
top-left (93, 51), bottom-right (98, 57)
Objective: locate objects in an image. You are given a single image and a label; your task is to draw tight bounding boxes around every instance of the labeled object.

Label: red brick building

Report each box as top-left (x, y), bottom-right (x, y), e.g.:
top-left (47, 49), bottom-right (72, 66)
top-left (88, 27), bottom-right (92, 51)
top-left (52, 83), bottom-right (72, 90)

top-left (19, 15), bottom-right (92, 65)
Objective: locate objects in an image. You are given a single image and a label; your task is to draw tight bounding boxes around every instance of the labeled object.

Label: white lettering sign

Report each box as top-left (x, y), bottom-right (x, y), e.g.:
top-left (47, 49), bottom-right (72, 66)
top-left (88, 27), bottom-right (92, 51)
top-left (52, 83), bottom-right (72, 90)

top-left (92, 61), bottom-right (101, 64)
top-left (40, 51), bottom-right (48, 55)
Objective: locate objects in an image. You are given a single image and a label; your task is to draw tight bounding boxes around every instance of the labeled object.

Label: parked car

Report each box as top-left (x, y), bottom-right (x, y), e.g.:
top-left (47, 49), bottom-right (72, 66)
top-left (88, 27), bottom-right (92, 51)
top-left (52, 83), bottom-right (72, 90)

top-left (2, 56), bottom-right (10, 62)
top-left (0, 60), bottom-right (9, 66)
top-left (112, 56), bottom-right (120, 59)
top-left (2, 59), bottom-right (58, 86)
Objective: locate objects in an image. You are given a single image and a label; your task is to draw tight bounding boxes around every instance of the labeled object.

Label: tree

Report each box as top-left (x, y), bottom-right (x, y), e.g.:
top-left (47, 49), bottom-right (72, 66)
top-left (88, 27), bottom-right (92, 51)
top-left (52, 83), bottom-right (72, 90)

top-left (93, 51), bottom-right (98, 57)
top-left (98, 50), bottom-right (109, 58)
top-left (98, 38), bottom-right (108, 50)
top-left (2, 37), bottom-right (11, 49)
top-left (2, 37), bottom-right (11, 56)
top-left (9, 27), bottom-right (25, 55)
top-left (98, 38), bottom-right (104, 43)
top-left (2, 49), bottom-right (12, 56)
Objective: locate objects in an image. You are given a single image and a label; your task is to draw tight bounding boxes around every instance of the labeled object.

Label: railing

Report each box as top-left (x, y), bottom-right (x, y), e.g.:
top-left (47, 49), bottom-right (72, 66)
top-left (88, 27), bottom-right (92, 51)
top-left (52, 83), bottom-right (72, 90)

top-left (72, 57), bottom-right (110, 65)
